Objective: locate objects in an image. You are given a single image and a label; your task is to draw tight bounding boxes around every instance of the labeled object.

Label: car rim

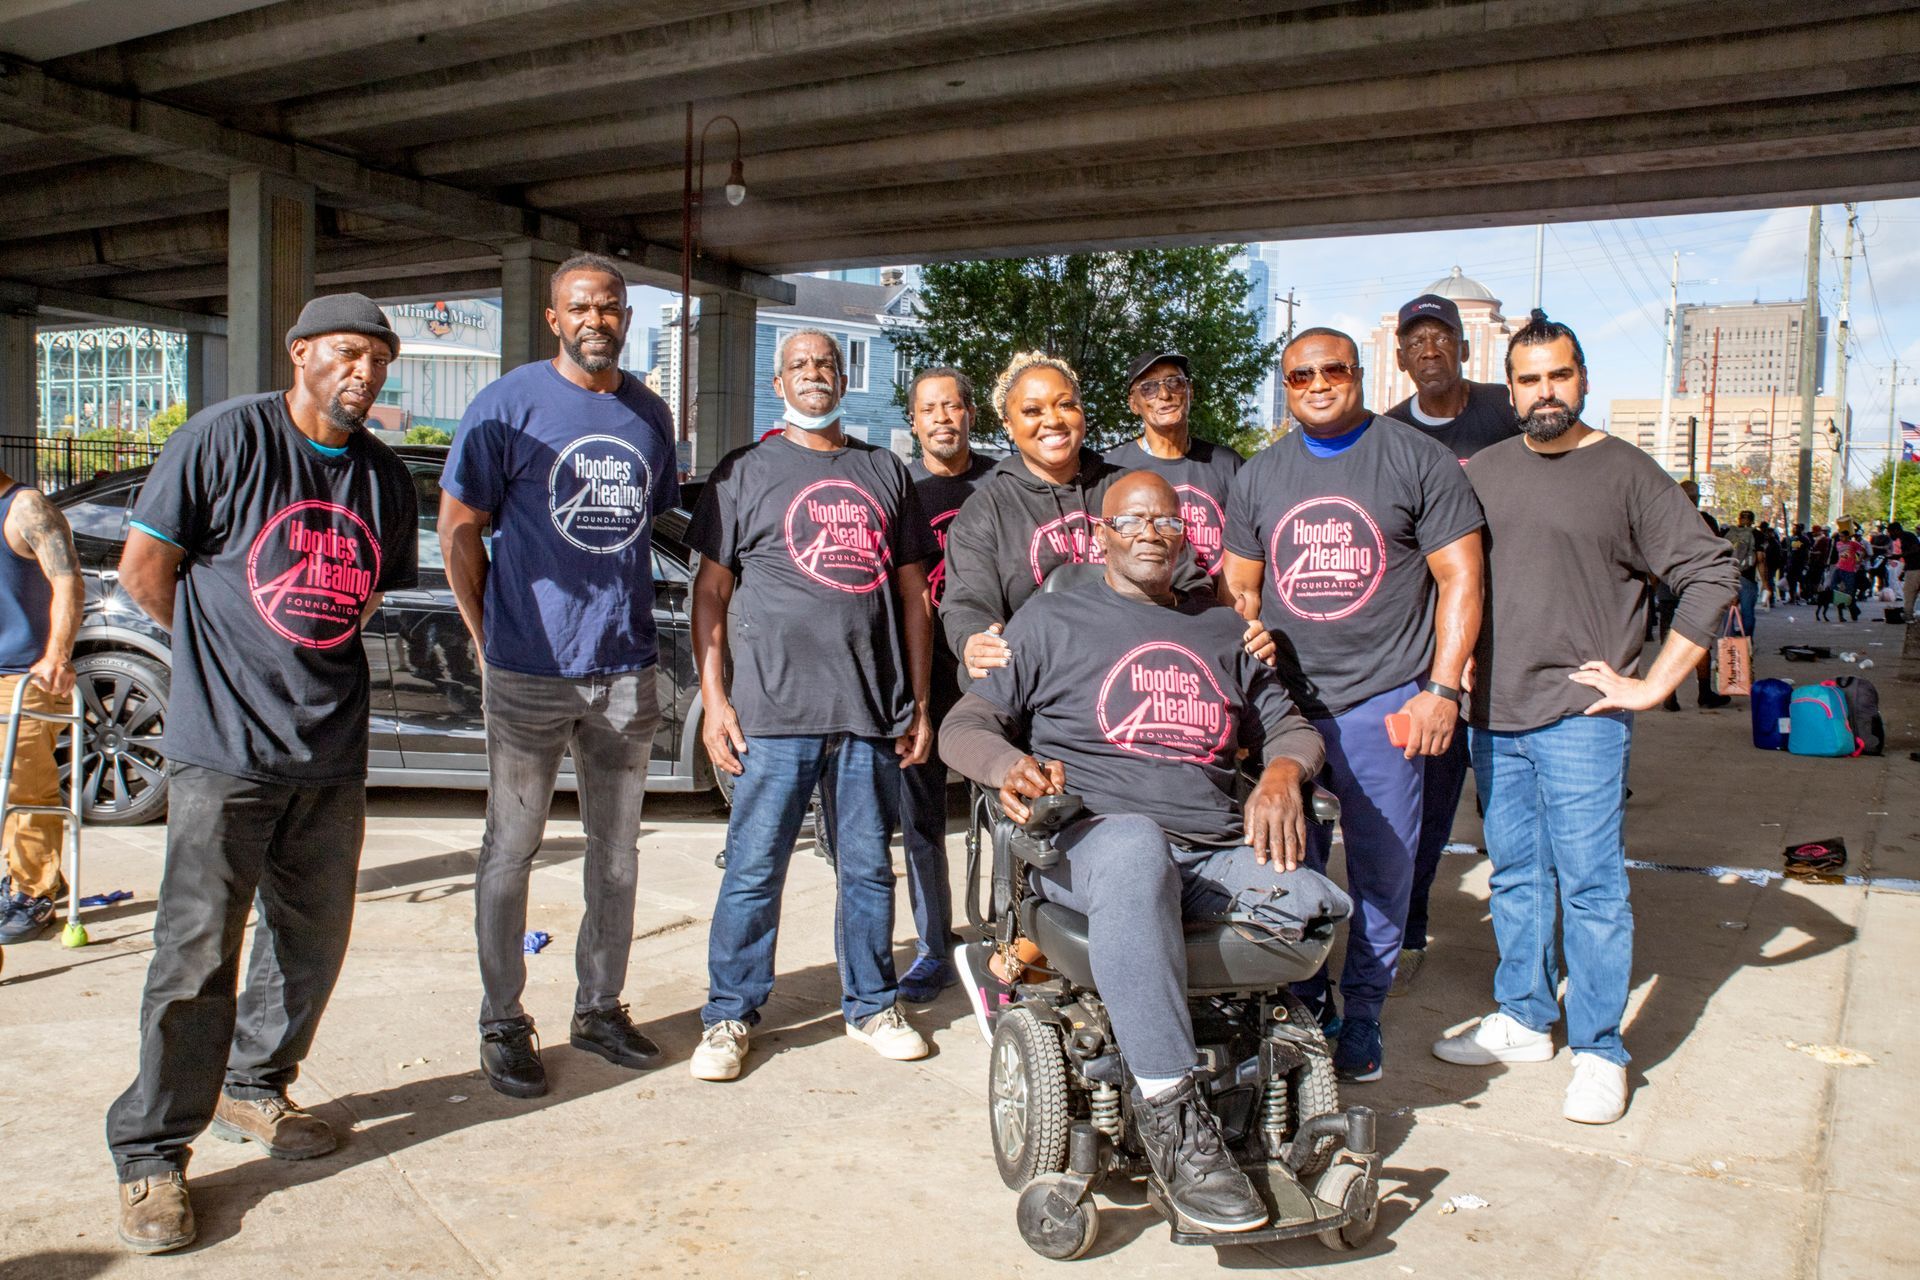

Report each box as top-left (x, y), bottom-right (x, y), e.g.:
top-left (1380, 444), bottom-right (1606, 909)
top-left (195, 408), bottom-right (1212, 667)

top-left (991, 1036), bottom-right (1029, 1164)
top-left (62, 668), bottom-right (167, 819)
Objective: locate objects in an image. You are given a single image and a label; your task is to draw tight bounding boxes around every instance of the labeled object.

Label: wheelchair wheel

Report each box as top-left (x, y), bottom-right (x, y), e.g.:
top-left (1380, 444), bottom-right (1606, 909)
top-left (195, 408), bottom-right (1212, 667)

top-left (1016, 1174), bottom-right (1100, 1260)
top-left (989, 1008), bottom-right (1071, 1191)
top-left (1313, 1162), bottom-right (1378, 1251)
top-left (1279, 991), bottom-right (1342, 1177)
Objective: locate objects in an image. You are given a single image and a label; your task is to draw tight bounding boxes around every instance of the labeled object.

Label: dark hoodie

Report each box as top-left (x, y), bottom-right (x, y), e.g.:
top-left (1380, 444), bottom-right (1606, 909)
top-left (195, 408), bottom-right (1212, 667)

top-left (940, 448), bottom-right (1209, 668)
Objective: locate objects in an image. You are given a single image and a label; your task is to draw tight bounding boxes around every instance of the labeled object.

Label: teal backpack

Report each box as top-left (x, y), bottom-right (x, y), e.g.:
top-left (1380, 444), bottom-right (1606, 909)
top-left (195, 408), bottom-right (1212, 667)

top-left (1788, 685), bottom-right (1858, 757)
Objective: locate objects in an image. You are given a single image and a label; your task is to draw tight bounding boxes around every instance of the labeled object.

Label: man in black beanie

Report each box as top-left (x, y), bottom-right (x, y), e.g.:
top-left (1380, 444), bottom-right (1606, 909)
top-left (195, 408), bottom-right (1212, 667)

top-left (105, 293), bottom-right (418, 1253)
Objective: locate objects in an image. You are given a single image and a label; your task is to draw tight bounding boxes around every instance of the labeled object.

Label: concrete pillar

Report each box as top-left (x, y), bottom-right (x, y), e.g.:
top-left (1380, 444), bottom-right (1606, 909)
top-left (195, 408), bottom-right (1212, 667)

top-left (185, 331), bottom-right (228, 417)
top-left (693, 292), bottom-right (759, 477)
top-left (0, 310), bottom-right (38, 485)
top-left (227, 169), bottom-right (314, 396)
top-left (500, 240), bottom-right (566, 374)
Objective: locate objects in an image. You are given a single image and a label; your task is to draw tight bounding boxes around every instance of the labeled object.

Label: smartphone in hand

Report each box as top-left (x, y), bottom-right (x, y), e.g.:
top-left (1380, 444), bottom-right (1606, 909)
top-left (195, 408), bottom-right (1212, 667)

top-left (1385, 712), bottom-right (1412, 749)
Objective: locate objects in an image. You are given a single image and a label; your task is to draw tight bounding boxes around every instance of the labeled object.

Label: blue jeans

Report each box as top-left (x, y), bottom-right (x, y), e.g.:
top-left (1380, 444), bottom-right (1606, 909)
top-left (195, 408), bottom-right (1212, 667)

top-left (1736, 576), bottom-right (1758, 638)
top-left (898, 757), bottom-right (955, 961)
top-left (1470, 713), bottom-right (1634, 1066)
top-left (1292, 682), bottom-right (1424, 1024)
top-left (704, 734), bottom-right (901, 1028)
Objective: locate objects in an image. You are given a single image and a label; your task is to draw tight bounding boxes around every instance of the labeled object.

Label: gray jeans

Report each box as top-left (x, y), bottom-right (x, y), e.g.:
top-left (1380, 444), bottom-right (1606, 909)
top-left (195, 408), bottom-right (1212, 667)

top-left (476, 664), bottom-right (660, 1031)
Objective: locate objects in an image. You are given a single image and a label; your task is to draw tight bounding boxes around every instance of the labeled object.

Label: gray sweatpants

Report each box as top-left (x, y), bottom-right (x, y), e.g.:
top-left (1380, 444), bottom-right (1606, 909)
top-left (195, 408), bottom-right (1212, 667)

top-left (1030, 813), bottom-right (1352, 1079)
top-left (476, 664), bottom-right (660, 1031)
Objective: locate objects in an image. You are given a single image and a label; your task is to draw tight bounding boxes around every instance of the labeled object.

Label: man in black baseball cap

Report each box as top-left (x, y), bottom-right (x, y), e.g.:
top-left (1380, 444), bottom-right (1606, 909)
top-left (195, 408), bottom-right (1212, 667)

top-left (1102, 350), bottom-right (1242, 575)
top-left (1381, 289), bottom-right (1518, 997)
top-left (105, 293), bottom-right (417, 1253)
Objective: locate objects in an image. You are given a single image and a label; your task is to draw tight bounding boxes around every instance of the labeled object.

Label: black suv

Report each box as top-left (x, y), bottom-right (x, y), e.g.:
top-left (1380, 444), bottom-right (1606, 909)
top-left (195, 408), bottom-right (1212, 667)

top-left (52, 446), bottom-right (721, 825)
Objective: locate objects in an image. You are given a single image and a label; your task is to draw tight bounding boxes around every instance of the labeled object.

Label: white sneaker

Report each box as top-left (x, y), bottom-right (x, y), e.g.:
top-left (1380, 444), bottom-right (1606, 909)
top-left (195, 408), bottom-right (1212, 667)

top-left (690, 1019), bottom-right (749, 1081)
top-left (1431, 1011), bottom-right (1555, 1065)
top-left (846, 1006), bottom-right (929, 1061)
top-left (1563, 1053), bottom-right (1628, 1124)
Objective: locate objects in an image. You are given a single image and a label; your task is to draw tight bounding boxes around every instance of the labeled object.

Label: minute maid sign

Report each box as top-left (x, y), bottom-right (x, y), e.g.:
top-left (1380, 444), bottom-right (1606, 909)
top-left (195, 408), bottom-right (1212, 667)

top-left (390, 301), bottom-right (496, 341)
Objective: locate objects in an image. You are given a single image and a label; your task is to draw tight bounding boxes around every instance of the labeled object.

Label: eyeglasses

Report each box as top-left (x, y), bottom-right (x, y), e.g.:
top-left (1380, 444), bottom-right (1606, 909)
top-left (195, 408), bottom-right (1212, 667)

top-left (1092, 514), bottom-right (1186, 538)
top-left (1282, 361), bottom-right (1361, 390)
top-left (1134, 374), bottom-right (1191, 399)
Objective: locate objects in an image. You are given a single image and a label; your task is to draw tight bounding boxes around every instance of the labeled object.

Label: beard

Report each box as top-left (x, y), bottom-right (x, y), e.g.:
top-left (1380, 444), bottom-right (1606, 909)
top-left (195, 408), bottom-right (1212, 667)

top-left (325, 393), bottom-right (370, 433)
top-left (922, 432), bottom-right (965, 463)
top-left (1522, 393), bottom-right (1582, 443)
top-left (563, 326), bottom-right (625, 374)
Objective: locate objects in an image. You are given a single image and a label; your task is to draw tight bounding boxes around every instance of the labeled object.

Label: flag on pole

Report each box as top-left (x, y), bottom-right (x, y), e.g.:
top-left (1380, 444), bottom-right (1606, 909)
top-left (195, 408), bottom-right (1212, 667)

top-left (1903, 421), bottom-right (1920, 463)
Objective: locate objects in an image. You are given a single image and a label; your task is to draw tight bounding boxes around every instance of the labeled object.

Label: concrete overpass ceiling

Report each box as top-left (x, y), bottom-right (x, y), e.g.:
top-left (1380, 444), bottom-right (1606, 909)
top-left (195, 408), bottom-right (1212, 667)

top-left (0, 0), bottom-right (279, 61)
top-left (0, 0), bottom-right (1913, 316)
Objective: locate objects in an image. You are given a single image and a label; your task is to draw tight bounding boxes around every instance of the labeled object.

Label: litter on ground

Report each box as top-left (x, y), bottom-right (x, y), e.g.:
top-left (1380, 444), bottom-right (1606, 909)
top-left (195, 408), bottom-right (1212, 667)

top-left (1787, 1041), bottom-right (1875, 1067)
top-left (1439, 1194), bottom-right (1491, 1214)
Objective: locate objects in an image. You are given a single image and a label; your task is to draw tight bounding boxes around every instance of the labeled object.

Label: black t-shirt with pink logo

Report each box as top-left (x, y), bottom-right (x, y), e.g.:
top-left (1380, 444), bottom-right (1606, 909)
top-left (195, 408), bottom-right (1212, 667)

top-left (973, 580), bottom-right (1313, 845)
top-left (132, 393), bottom-right (418, 785)
top-left (1100, 436), bottom-right (1244, 573)
top-left (909, 452), bottom-right (997, 717)
top-left (690, 433), bottom-right (937, 738)
top-left (1225, 417), bottom-right (1483, 719)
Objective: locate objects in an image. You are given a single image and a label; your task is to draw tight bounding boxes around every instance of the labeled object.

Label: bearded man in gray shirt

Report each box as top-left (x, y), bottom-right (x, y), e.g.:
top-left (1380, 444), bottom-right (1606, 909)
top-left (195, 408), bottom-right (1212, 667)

top-left (1430, 311), bottom-right (1735, 1127)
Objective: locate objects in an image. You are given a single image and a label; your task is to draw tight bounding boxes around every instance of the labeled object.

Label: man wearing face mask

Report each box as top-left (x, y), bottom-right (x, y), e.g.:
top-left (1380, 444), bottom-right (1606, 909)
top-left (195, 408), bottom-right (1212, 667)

top-left (1102, 351), bottom-right (1243, 575)
top-left (687, 328), bottom-right (938, 1082)
top-left (1380, 294), bottom-right (1519, 995)
top-left (1433, 311), bottom-right (1734, 1126)
top-left (894, 366), bottom-right (995, 1002)
top-left (106, 294), bottom-right (418, 1254)
top-left (440, 253), bottom-right (681, 1099)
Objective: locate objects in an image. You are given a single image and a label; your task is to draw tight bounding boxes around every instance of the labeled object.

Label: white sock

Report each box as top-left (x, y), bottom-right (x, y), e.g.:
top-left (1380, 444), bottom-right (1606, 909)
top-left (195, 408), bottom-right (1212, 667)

top-left (1134, 1073), bottom-right (1187, 1099)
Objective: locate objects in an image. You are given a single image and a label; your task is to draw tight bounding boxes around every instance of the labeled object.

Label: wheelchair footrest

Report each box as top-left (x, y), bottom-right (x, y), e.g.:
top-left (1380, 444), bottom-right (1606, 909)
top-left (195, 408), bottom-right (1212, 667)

top-left (1155, 1158), bottom-right (1374, 1247)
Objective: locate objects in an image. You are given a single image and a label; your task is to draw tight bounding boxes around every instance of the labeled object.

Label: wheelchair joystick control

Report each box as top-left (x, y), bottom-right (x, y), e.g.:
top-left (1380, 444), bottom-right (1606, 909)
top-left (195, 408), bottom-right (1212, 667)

top-left (1020, 791), bottom-right (1085, 838)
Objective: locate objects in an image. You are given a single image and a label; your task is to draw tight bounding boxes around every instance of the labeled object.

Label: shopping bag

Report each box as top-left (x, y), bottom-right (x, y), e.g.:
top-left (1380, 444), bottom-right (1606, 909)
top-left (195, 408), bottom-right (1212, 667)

top-left (1716, 606), bottom-right (1752, 696)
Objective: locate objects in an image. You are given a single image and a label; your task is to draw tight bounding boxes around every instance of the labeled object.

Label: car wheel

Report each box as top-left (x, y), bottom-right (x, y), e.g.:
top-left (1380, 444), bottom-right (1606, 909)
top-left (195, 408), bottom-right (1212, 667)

top-left (65, 651), bottom-right (171, 827)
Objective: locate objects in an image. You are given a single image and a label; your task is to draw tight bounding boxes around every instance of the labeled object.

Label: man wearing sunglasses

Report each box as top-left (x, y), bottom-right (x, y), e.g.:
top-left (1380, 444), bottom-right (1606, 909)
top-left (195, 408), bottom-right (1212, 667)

top-left (1221, 328), bottom-right (1483, 1085)
top-left (1103, 351), bottom-right (1243, 574)
top-left (1380, 294), bottom-right (1519, 996)
top-left (941, 470), bottom-right (1349, 1235)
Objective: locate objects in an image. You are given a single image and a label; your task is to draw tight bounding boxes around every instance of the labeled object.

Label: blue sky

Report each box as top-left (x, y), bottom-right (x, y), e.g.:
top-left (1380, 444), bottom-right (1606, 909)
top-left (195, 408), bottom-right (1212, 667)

top-left (630, 198), bottom-right (1919, 489)
top-left (1258, 199), bottom-right (1920, 490)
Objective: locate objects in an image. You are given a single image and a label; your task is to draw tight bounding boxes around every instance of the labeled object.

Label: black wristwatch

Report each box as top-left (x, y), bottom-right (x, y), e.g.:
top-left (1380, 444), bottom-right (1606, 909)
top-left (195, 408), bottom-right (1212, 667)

top-left (1423, 680), bottom-right (1462, 703)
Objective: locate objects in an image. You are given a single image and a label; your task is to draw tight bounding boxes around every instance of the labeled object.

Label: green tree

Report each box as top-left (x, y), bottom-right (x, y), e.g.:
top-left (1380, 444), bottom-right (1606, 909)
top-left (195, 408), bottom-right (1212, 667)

top-left (146, 402), bottom-right (188, 446)
top-left (1864, 456), bottom-right (1920, 526)
top-left (891, 248), bottom-right (1280, 454)
top-left (406, 424), bottom-right (454, 446)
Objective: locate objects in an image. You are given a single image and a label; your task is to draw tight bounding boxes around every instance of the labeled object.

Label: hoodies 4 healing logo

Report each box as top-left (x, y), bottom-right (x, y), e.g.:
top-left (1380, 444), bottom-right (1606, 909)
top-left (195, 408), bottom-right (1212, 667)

top-left (784, 479), bottom-right (891, 593)
top-left (1096, 641), bottom-right (1233, 763)
top-left (549, 435), bottom-right (654, 554)
top-left (1267, 496), bottom-right (1386, 622)
top-left (247, 501), bottom-right (381, 649)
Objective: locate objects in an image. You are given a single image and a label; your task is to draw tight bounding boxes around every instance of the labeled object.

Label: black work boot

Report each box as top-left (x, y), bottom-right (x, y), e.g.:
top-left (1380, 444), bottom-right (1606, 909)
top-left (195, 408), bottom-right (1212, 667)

top-left (570, 1004), bottom-right (663, 1069)
top-left (1132, 1077), bottom-right (1269, 1233)
top-left (480, 1019), bottom-right (547, 1098)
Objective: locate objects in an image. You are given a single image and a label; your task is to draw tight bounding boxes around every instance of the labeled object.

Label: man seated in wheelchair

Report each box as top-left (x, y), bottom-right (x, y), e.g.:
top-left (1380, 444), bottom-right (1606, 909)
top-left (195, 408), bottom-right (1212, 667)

top-left (941, 471), bottom-right (1353, 1233)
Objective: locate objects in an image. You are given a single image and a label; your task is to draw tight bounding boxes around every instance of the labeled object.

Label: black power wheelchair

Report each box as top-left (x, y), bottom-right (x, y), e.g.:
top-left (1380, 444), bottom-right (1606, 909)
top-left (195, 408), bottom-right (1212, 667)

top-left (956, 568), bottom-right (1381, 1261)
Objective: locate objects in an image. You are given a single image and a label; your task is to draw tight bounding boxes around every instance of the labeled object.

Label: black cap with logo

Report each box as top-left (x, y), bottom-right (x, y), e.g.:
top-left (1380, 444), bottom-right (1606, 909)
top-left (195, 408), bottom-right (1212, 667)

top-left (1124, 350), bottom-right (1191, 390)
top-left (1397, 294), bottom-right (1463, 337)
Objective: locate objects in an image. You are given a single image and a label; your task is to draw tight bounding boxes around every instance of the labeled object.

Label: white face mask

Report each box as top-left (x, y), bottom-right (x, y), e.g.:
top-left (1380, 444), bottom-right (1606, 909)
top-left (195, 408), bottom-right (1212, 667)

top-left (782, 404), bottom-right (845, 433)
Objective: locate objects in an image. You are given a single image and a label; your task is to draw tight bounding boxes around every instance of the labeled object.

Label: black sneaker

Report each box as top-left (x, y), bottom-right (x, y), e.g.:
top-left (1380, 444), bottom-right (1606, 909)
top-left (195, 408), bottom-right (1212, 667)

top-left (479, 1020), bottom-right (547, 1098)
top-left (1132, 1077), bottom-right (1269, 1233)
top-left (1698, 691), bottom-right (1732, 710)
top-left (569, 1004), bottom-right (662, 1070)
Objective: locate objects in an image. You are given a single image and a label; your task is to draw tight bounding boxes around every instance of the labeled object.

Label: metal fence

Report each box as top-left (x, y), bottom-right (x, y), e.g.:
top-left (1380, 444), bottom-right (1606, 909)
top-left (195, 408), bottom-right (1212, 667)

top-left (0, 433), bottom-right (160, 492)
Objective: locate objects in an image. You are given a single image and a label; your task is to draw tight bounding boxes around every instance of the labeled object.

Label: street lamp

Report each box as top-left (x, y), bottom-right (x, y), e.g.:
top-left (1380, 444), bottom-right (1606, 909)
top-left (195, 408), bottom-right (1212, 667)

top-left (678, 107), bottom-right (748, 444)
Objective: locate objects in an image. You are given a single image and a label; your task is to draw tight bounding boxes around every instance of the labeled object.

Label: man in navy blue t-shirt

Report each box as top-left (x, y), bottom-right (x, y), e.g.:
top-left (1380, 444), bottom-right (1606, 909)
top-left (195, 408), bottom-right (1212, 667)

top-left (440, 253), bottom-right (680, 1100)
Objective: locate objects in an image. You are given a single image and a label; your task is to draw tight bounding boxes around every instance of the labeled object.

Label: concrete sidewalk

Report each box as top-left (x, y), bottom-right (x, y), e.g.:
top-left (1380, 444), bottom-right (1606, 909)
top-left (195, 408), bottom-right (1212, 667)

top-left (3, 603), bottom-right (1917, 1278)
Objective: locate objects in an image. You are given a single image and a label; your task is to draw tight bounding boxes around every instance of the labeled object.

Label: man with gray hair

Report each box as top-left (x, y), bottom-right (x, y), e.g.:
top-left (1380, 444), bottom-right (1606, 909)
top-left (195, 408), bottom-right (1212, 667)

top-left (440, 252), bottom-right (681, 1099)
top-left (687, 327), bottom-right (937, 1081)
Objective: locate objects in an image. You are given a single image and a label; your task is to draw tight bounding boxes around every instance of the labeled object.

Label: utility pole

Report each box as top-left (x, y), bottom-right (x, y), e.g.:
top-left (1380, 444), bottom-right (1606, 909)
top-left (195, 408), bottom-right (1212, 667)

top-left (1794, 206), bottom-right (1822, 528)
top-left (1892, 357), bottom-right (1905, 527)
top-left (1700, 328), bottom-right (1721, 500)
top-left (1686, 415), bottom-right (1698, 483)
top-left (1531, 224), bottom-right (1545, 311)
top-left (1657, 251), bottom-right (1680, 471)
top-left (1827, 203), bottom-right (1856, 523)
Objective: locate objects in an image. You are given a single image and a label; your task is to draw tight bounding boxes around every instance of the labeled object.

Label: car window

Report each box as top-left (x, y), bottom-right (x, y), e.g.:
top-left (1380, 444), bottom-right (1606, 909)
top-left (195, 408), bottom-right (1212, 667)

top-left (652, 545), bottom-right (689, 585)
top-left (60, 479), bottom-right (140, 541)
top-left (408, 462), bottom-right (444, 572)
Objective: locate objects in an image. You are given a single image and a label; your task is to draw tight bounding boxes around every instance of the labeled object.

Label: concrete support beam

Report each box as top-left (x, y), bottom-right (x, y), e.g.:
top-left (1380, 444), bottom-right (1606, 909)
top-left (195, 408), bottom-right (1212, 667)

top-left (693, 291), bottom-right (757, 477)
top-left (0, 309), bottom-right (38, 484)
top-left (185, 331), bottom-right (227, 416)
top-left (227, 169), bottom-right (314, 396)
top-left (499, 240), bottom-right (563, 375)
top-left (0, 279), bottom-right (226, 335)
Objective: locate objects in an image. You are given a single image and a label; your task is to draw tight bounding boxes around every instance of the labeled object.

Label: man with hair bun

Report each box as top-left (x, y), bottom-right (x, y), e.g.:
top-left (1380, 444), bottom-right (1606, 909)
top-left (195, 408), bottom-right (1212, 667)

top-left (1432, 310), bottom-right (1734, 1126)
